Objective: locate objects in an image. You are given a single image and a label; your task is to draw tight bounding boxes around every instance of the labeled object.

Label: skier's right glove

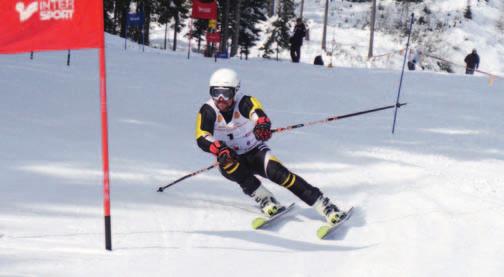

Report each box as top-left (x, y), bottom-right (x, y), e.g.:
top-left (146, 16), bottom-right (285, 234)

top-left (209, 141), bottom-right (238, 167)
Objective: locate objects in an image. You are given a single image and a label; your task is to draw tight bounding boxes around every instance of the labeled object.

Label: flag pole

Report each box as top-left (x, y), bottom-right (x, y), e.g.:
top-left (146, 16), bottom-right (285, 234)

top-left (98, 8), bottom-right (112, 251)
top-left (99, 44), bottom-right (112, 251)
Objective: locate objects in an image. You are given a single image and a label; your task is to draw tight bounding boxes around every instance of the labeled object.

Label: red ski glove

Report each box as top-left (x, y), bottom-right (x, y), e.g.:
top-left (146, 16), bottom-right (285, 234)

top-left (209, 141), bottom-right (238, 167)
top-left (254, 116), bottom-right (272, 141)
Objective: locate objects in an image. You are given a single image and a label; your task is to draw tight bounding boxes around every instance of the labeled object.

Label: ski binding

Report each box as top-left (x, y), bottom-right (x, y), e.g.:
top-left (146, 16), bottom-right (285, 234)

top-left (316, 206), bottom-right (354, 239)
top-left (252, 203), bottom-right (295, 230)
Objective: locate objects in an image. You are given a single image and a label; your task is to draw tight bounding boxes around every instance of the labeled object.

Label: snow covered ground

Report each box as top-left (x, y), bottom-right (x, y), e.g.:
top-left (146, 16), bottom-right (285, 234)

top-left (1, 35), bottom-right (504, 276)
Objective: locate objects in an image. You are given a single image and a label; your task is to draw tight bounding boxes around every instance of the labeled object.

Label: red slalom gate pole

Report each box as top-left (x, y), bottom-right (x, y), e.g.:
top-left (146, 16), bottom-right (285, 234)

top-left (99, 36), bottom-right (112, 251)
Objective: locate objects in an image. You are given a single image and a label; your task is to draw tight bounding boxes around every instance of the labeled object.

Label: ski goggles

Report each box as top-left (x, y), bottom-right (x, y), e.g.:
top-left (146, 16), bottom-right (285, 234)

top-left (210, 87), bottom-right (236, 100)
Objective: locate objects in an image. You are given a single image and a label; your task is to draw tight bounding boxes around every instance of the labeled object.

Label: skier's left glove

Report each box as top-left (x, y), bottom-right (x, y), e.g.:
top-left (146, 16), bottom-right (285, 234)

top-left (217, 145), bottom-right (238, 167)
top-left (254, 116), bottom-right (272, 141)
top-left (210, 141), bottom-right (238, 167)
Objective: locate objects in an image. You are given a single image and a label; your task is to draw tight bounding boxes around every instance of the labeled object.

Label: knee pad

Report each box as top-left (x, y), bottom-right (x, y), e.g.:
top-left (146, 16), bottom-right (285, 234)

top-left (266, 160), bottom-right (322, 205)
top-left (266, 160), bottom-right (291, 185)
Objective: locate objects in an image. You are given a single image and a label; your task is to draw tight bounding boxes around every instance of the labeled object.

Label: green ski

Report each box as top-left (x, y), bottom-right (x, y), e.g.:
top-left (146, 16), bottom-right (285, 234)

top-left (317, 207), bottom-right (354, 239)
top-left (252, 203), bottom-right (295, 229)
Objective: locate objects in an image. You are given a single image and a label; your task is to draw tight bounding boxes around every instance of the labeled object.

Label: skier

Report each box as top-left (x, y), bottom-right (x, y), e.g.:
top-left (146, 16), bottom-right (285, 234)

top-left (195, 68), bottom-right (347, 224)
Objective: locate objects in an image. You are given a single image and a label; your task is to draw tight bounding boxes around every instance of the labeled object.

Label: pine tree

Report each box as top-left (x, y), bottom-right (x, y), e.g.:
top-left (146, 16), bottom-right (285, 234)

top-left (155, 0), bottom-right (172, 49)
top-left (236, 0), bottom-right (269, 57)
top-left (155, 0), bottom-right (190, 51)
top-left (260, 0), bottom-right (296, 58)
top-left (217, 0), bottom-right (231, 52)
top-left (117, 0), bottom-right (132, 38)
top-left (104, 0), bottom-right (116, 34)
top-left (174, 0), bottom-right (190, 50)
top-left (191, 19), bottom-right (210, 52)
top-left (99, 0), bottom-right (132, 37)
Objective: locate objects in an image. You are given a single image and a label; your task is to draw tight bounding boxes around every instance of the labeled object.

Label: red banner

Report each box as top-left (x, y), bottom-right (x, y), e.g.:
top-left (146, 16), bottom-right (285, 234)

top-left (206, 32), bottom-right (220, 43)
top-left (192, 0), bottom-right (217, 20)
top-left (0, 0), bottom-right (103, 54)
top-left (0, 0), bottom-right (112, 251)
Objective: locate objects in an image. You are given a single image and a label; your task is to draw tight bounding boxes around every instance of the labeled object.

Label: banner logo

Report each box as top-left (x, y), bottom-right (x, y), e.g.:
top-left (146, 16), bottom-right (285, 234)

top-left (15, 2), bottom-right (38, 22)
top-left (197, 7), bottom-right (211, 13)
top-left (15, 0), bottom-right (75, 22)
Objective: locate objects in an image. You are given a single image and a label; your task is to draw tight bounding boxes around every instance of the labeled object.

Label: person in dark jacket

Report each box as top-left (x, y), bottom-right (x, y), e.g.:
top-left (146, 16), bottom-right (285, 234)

top-left (290, 18), bottom-right (306, 63)
top-left (464, 49), bottom-right (480, 75)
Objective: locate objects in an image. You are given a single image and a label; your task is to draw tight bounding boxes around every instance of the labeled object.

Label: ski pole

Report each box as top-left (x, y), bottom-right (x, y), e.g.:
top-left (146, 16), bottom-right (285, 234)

top-left (272, 103), bottom-right (407, 134)
top-left (391, 13), bottom-right (415, 134)
top-left (157, 162), bottom-right (219, 192)
top-left (157, 103), bottom-right (406, 192)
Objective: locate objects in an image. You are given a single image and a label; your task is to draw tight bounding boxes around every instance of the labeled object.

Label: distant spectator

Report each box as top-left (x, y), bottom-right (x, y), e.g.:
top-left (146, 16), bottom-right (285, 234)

top-left (407, 48), bottom-right (424, 71)
top-left (314, 55), bottom-right (324, 66)
top-left (290, 18), bottom-right (306, 63)
top-left (464, 49), bottom-right (480, 75)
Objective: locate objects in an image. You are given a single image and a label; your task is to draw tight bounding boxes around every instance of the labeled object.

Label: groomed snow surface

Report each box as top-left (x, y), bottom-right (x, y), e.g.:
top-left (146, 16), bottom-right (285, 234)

top-left (1, 35), bottom-right (503, 276)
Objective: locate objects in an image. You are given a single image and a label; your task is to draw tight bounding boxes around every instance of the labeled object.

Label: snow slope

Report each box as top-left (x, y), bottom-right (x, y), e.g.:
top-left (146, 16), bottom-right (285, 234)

top-left (1, 35), bottom-right (504, 277)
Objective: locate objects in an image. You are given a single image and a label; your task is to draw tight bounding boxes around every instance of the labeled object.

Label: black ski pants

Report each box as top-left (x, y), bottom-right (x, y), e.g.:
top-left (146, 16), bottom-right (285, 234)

top-left (290, 45), bottom-right (301, 63)
top-left (219, 144), bottom-right (322, 206)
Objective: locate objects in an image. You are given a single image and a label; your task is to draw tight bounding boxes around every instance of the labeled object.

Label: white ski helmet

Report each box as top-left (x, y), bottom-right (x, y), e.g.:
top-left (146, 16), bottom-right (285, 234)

top-left (209, 68), bottom-right (240, 90)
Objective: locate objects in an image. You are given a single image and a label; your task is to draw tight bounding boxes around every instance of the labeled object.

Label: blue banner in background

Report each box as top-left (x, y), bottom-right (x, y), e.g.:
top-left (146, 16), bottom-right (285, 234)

top-left (127, 13), bottom-right (144, 27)
top-left (216, 52), bottom-right (229, 59)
